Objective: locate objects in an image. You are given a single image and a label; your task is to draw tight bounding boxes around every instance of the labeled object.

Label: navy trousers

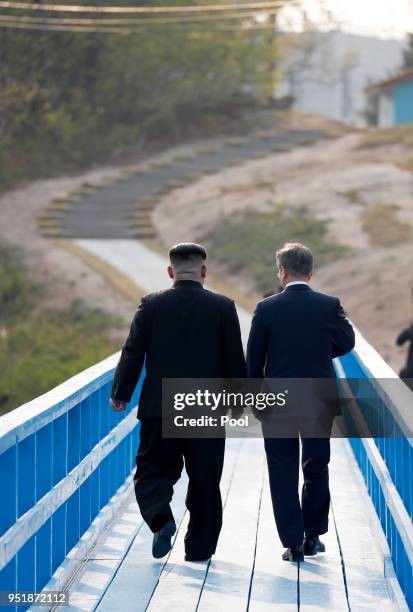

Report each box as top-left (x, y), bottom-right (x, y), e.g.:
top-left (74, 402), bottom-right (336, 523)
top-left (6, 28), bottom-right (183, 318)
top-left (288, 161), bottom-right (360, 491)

top-left (263, 435), bottom-right (331, 547)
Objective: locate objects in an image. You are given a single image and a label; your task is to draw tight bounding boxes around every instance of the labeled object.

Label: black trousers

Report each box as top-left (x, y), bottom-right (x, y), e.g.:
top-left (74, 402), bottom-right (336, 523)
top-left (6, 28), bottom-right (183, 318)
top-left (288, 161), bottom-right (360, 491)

top-left (133, 419), bottom-right (225, 559)
top-left (263, 435), bottom-right (331, 548)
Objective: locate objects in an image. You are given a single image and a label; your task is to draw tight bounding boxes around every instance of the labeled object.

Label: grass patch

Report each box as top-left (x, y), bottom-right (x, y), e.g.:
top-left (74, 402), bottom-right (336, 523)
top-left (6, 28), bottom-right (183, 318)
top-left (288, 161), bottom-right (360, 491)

top-left (297, 137), bottom-right (318, 147)
top-left (359, 125), bottom-right (413, 148)
top-left (184, 172), bottom-right (205, 182)
top-left (250, 151), bottom-right (271, 159)
top-left (271, 144), bottom-right (290, 152)
top-left (173, 154), bottom-right (193, 162)
top-left (220, 178), bottom-right (274, 195)
top-left (399, 156), bottom-right (413, 173)
top-left (0, 243), bottom-right (123, 415)
top-left (223, 138), bottom-right (244, 148)
top-left (52, 197), bottom-right (72, 205)
top-left (336, 189), bottom-right (362, 204)
top-left (38, 211), bottom-right (63, 221)
top-left (202, 168), bottom-right (219, 175)
top-left (69, 187), bottom-right (94, 198)
top-left (163, 179), bottom-right (188, 189)
top-left (203, 205), bottom-right (349, 294)
top-left (326, 125), bottom-right (350, 139)
top-left (227, 159), bottom-right (245, 167)
top-left (360, 204), bottom-right (412, 246)
top-left (149, 161), bottom-right (170, 170)
top-left (196, 146), bottom-right (218, 155)
top-left (46, 202), bottom-right (71, 212)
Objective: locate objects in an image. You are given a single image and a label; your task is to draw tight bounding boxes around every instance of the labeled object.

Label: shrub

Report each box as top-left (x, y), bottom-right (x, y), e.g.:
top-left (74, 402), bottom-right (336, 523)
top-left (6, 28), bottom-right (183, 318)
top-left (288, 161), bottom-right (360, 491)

top-left (204, 205), bottom-right (349, 293)
top-left (0, 244), bottom-right (123, 415)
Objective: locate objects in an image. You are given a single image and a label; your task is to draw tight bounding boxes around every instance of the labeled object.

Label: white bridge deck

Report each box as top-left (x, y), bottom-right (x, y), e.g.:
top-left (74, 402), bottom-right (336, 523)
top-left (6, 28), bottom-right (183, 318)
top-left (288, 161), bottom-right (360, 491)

top-left (64, 438), bottom-right (396, 612)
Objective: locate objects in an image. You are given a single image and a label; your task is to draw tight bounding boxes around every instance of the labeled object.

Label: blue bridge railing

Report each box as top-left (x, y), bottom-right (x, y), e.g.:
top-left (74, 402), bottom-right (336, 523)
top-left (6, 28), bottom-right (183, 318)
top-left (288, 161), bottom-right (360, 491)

top-left (335, 328), bottom-right (413, 609)
top-left (0, 352), bottom-right (143, 612)
top-left (0, 329), bottom-right (412, 610)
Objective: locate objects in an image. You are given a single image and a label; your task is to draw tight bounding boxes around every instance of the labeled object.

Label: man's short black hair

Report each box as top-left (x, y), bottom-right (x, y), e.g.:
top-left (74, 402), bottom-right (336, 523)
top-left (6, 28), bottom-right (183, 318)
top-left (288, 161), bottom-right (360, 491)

top-left (169, 243), bottom-right (207, 263)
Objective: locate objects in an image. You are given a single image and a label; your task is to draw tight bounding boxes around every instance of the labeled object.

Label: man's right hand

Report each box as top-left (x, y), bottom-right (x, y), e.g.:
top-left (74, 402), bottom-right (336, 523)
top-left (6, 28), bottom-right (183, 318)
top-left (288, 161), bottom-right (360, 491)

top-left (110, 398), bottom-right (127, 412)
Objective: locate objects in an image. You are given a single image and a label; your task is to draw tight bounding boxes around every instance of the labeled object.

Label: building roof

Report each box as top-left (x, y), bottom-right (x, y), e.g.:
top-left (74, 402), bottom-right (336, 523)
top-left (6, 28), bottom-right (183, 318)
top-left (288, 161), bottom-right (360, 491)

top-left (365, 66), bottom-right (413, 96)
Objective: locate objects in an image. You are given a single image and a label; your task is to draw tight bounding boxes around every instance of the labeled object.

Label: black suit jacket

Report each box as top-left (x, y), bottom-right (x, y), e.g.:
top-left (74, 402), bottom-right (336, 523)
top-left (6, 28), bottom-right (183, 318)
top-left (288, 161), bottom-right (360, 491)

top-left (396, 323), bottom-right (413, 377)
top-left (247, 284), bottom-right (355, 379)
top-left (110, 279), bottom-right (246, 419)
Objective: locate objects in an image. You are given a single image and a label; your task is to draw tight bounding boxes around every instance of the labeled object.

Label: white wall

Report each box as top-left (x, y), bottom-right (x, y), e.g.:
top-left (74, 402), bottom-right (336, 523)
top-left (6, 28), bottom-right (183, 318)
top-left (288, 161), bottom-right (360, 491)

top-left (277, 30), bottom-right (404, 125)
top-left (377, 91), bottom-right (395, 127)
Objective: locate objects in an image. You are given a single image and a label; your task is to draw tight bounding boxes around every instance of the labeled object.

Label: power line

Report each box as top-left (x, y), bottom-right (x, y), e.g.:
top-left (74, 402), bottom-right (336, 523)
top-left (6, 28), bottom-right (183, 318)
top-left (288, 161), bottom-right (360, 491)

top-left (0, 0), bottom-right (337, 34)
top-left (0, 0), bottom-right (297, 14)
top-left (0, 17), bottom-right (284, 32)
top-left (0, 7), bottom-right (281, 25)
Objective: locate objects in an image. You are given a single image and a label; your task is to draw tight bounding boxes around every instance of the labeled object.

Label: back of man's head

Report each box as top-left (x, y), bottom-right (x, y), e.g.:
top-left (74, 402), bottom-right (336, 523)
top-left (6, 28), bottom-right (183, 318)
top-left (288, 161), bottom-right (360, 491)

top-left (169, 242), bottom-right (207, 278)
top-left (275, 242), bottom-right (313, 278)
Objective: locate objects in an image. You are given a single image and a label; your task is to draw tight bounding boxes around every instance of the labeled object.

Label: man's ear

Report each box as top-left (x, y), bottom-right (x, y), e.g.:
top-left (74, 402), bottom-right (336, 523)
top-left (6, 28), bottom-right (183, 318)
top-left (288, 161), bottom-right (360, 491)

top-left (167, 265), bottom-right (174, 279)
top-left (278, 266), bottom-right (286, 287)
top-left (307, 271), bottom-right (313, 282)
top-left (201, 263), bottom-right (207, 278)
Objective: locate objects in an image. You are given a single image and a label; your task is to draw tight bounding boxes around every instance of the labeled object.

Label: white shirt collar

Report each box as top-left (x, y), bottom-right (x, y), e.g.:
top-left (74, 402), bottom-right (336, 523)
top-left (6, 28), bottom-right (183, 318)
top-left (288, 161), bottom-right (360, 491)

top-left (285, 281), bottom-right (309, 288)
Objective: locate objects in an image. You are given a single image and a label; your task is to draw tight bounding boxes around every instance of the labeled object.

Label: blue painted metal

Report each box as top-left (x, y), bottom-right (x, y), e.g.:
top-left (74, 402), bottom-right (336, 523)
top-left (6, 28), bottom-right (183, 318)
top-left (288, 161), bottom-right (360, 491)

top-left (337, 350), bottom-right (413, 609)
top-left (0, 356), bottom-right (144, 612)
top-left (394, 79), bottom-right (413, 125)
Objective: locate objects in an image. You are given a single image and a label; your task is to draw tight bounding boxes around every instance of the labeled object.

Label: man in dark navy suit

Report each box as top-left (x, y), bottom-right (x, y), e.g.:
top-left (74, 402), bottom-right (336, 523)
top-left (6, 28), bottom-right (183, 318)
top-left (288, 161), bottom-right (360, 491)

top-left (109, 243), bottom-right (246, 562)
top-left (247, 242), bottom-right (355, 562)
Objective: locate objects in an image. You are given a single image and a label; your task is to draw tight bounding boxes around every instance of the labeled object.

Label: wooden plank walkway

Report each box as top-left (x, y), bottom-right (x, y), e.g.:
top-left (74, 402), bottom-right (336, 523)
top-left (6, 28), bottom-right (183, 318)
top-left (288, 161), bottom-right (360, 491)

top-left (62, 438), bottom-right (398, 611)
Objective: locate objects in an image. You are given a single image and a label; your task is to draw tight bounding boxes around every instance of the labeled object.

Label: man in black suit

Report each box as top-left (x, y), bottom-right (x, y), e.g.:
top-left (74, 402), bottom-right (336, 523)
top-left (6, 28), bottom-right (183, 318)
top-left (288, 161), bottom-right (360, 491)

top-left (396, 287), bottom-right (413, 387)
top-left (247, 242), bottom-right (355, 562)
top-left (109, 243), bottom-right (246, 562)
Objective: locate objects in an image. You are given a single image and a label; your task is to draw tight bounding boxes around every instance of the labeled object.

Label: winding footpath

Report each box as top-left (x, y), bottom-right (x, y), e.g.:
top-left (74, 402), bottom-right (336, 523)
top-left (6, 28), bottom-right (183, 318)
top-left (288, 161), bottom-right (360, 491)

top-left (38, 129), bottom-right (326, 241)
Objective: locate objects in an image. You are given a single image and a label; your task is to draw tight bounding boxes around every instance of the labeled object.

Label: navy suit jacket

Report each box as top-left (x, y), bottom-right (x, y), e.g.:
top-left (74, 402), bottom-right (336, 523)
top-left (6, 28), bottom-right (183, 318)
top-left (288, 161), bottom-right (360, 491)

top-left (247, 284), bottom-right (355, 379)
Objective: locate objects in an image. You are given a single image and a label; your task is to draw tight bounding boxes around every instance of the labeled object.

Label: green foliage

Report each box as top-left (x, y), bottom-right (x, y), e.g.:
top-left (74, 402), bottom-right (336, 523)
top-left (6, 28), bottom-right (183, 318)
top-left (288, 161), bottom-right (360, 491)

top-left (0, 244), bottom-right (37, 323)
top-left (0, 2), bottom-right (279, 191)
top-left (0, 244), bottom-right (122, 415)
top-left (360, 204), bottom-right (412, 246)
top-left (336, 189), bottom-right (361, 204)
top-left (402, 33), bottom-right (413, 68)
top-left (204, 205), bottom-right (349, 294)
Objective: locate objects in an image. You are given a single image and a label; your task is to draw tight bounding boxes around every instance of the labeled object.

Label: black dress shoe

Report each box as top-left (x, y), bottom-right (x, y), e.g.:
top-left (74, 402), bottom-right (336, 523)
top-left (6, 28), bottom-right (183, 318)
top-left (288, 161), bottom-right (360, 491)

top-left (184, 554), bottom-right (211, 562)
top-left (282, 544), bottom-right (304, 562)
top-left (303, 536), bottom-right (326, 556)
top-left (152, 519), bottom-right (176, 558)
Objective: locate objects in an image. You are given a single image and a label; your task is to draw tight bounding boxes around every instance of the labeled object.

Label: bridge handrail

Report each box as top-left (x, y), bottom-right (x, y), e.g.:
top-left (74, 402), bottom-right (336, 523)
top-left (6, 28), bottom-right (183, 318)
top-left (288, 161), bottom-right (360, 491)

top-left (0, 350), bottom-right (142, 611)
top-left (336, 325), bottom-right (413, 609)
top-left (348, 325), bottom-right (413, 446)
top-left (0, 351), bottom-right (121, 456)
